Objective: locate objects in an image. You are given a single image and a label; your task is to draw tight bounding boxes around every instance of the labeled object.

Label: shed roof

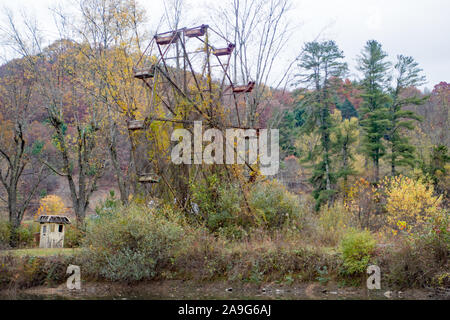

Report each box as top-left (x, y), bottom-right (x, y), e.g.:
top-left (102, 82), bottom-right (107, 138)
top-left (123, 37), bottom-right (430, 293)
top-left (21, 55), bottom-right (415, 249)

top-left (36, 215), bottom-right (71, 224)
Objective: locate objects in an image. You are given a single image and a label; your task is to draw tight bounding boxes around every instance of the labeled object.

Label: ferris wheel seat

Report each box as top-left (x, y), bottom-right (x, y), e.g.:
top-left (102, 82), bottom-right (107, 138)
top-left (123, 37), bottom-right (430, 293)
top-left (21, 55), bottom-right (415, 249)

top-left (232, 81), bottom-right (255, 93)
top-left (134, 67), bottom-right (155, 79)
top-left (127, 120), bottom-right (145, 131)
top-left (185, 25), bottom-right (208, 38)
top-left (138, 174), bottom-right (160, 184)
top-left (213, 43), bottom-right (235, 56)
top-left (155, 33), bottom-right (179, 45)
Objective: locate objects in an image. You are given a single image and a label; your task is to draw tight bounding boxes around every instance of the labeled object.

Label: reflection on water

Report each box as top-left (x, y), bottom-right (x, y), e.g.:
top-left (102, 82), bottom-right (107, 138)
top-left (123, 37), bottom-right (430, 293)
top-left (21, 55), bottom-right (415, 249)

top-left (0, 290), bottom-right (410, 301)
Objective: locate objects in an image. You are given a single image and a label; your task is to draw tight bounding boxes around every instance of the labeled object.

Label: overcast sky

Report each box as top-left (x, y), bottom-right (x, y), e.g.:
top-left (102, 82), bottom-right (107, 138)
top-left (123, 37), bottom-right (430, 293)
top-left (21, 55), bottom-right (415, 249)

top-left (1, 0), bottom-right (449, 90)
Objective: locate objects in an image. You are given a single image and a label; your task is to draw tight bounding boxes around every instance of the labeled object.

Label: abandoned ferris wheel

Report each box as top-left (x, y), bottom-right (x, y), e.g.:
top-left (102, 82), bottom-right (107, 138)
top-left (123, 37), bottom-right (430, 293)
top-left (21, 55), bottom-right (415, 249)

top-left (128, 24), bottom-right (257, 185)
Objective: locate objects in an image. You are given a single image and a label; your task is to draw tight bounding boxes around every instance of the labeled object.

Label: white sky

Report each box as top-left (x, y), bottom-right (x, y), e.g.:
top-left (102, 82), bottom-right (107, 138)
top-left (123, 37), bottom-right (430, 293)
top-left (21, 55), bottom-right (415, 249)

top-left (1, 0), bottom-right (449, 90)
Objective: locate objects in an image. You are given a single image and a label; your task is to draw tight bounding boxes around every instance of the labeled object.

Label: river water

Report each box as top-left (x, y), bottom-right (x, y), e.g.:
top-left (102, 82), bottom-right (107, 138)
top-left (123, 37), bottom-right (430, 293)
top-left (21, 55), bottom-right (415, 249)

top-left (0, 281), bottom-right (444, 300)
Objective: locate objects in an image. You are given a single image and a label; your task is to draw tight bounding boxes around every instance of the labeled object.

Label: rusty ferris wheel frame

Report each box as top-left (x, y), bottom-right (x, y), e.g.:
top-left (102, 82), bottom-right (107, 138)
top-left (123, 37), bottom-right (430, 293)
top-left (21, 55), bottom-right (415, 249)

top-left (128, 24), bottom-right (257, 185)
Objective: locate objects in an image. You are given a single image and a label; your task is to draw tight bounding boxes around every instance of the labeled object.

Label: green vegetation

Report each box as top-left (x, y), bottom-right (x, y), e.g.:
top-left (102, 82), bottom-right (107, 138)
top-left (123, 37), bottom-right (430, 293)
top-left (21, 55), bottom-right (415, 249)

top-left (0, 248), bottom-right (80, 257)
top-left (0, 0), bottom-right (448, 295)
top-left (358, 40), bottom-right (392, 183)
top-left (296, 40), bottom-right (348, 209)
top-left (340, 230), bottom-right (376, 275)
top-left (81, 203), bottom-right (186, 281)
top-left (0, 220), bottom-right (38, 249)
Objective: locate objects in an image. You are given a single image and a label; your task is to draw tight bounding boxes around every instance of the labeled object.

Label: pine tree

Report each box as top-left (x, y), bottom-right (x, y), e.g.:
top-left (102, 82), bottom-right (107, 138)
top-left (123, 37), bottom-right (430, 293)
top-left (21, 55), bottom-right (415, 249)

top-left (387, 55), bottom-right (427, 176)
top-left (331, 110), bottom-right (359, 195)
top-left (337, 98), bottom-right (358, 119)
top-left (296, 40), bottom-right (348, 209)
top-left (278, 105), bottom-right (305, 156)
top-left (357, 40), bottom-right (391, 182)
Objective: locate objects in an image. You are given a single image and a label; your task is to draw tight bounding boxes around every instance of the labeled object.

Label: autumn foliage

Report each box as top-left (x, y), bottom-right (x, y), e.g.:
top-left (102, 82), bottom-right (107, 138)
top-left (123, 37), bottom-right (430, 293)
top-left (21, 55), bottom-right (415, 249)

top-left (35, 195), bottom-right (67, 219)
top-left (384, 175), bottom-right (443, 234)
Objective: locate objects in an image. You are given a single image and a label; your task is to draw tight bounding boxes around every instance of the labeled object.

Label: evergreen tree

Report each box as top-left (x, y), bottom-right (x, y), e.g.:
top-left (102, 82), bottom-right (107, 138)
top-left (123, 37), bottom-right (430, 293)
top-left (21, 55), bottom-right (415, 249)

top-left (331, 110), bottom-right (359, 195)
top-left (337, 98), bottom-right (358, 119)
top-left (421, 145), bottom-right (450, 197)
top-left (296, 40), bottom-right (348, 209)
top-left (278, 106), bottom-right (305, 156)
top-left (357, 40), bottom-right (391, 182)
top-left (387, 55), bottom-right (427, 175)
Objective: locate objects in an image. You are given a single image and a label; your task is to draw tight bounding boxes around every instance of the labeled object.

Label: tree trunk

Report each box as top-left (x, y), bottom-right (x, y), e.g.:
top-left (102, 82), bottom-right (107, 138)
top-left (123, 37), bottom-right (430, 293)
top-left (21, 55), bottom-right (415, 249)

top-left (391, 156), bottom-right (396, 176)
top-left (374, 155), bottom-right (379, 183)
top-left (325, 156), bottom-right (331, 191)
top-left (342, 144), bottom-right (349, 195)
top-left (109, 132), bottom-right (129, 205)
top-left (8, 190), bottom-right (20, 247)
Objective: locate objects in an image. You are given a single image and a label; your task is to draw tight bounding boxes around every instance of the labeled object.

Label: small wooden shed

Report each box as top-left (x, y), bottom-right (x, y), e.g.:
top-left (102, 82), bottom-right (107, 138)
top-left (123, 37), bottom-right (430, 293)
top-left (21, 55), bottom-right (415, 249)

top-left (35, 215), bottom-right (71, 248)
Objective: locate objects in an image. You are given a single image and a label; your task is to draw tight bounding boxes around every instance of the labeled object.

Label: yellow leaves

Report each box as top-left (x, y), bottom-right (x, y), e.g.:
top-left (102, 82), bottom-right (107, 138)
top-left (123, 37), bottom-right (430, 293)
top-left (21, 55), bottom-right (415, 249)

top-left (385, 175), bottom-right (442, 233)
top-left (35, 195), bottom-right (67, 219)
top-left (396, 220), bottom-right (407, 230)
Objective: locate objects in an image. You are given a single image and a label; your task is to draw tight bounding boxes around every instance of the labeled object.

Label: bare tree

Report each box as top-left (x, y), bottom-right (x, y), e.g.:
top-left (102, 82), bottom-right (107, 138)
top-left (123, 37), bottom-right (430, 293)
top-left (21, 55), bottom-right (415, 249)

top-left (210, 0), bottom-right (296, 128)
top-left (52, 0), bottom-right (149, 205)
top-left (0, 13), bottom-right (47, 245)
top-left (2, 8), bottom-right (107, 226)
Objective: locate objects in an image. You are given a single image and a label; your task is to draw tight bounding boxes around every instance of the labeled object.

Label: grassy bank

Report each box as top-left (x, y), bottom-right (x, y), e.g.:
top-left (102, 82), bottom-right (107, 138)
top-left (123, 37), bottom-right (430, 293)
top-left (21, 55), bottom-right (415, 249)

top-left (0, 179), bottom-right (448, 293)
top-left (0, 228), bottom-right (447, 292)
top-left (0, 248), bottom-right (80, 257)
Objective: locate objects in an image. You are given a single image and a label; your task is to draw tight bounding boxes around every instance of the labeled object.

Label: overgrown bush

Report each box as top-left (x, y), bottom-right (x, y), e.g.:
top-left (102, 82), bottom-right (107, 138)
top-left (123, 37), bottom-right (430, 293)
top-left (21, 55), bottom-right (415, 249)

top-left (345, 178), bottom-right (384, 230)
top-left (0, 219), bottom-right (10, 249)
top-left (249, 180), bottom-right (303, 230)
top-left (0, 254), bottom-right (72, 290)
top-left (64, 225), bottom-right (84, 248)
top-left (381, 236), bottom-right (449, 289)
top-left (94, 190), bottom-right (120, 216)
top-left (0, 220), bottom-right (38, 248)
top-left (191, 176), bottom-right (303, 234)
top-left (190, 174), bottom-right (245, 233)
top-left (340, 229), bottom-right (376, 275)
top-left (384, 175), bottom-right (442, 234)
top-left (208, 182), bottom-right (244, 232)
top-left (17, 225), bottom-right (34, 247)
top-left (81, 203), bottom-right (186, 281)
top-left (317, 204), bottom-right (352, 246)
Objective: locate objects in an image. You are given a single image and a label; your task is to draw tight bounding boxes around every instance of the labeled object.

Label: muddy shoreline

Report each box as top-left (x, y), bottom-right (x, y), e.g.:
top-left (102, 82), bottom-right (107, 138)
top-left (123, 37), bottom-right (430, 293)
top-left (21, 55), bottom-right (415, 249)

top-left (1, 280), bottom-right (443, 300)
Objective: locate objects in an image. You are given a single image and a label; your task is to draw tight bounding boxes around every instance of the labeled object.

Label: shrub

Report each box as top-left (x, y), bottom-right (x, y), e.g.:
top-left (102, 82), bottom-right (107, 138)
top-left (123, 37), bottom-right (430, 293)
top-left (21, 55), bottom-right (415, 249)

top-left (0, 255), bottom-right (73, 290)
top-left (380, 232), bottom-right (449, 289)
top-left (0, 220), bottom-right (39, 248)
top-left (190, 174), bottom-right (245, 232)
top-left (317, 204), bottom-right (351, 246)
top-left (340, 229), bottom-right (376, 275)
top-left (17, 225), bottom-right (34, 247)
top-left (191, 177), bottom-right (304, 233)
top-left (345, 178), bottom-right (384, 230)
top-left (249, 180), bottom-right (303, 230)
top-left (0, 219), bottom-right (10, 249)
top-left (384, 175), bottom-right (442, 234)
top-left (64, 225), bottom-right (84, 248)
top-left (95, 190), bottom-right (120, 216)
top-left (81, 203), bottom-right (185, 281)
top-left (207, 182), bottom-right (244, 232)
